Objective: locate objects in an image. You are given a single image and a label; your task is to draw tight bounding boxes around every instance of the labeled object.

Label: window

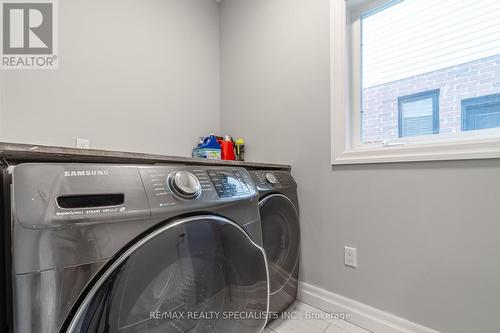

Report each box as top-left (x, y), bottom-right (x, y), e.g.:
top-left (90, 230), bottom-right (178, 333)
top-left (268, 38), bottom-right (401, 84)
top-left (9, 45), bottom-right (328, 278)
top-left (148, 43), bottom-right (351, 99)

top-left (462, 94), bottom-right (500, 131)
top-left (331, 0), bottom-right (500, 164)
top-left (398, 90), bottom-right (439, 138)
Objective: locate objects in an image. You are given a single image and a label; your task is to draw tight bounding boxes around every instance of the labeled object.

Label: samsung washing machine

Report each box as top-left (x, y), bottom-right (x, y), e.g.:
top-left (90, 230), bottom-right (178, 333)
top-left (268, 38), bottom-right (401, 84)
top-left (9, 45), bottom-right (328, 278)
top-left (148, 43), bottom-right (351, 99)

top-left (1, 163), bottom-right (269, 333)
top-left (249, 170), bottom-right (300, 316)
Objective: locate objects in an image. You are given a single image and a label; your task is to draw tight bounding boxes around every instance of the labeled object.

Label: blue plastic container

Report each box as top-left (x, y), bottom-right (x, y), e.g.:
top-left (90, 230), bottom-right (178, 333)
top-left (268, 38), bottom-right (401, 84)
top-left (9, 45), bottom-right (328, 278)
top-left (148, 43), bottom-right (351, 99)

top-left (192, 134), bottom-right (221, 159)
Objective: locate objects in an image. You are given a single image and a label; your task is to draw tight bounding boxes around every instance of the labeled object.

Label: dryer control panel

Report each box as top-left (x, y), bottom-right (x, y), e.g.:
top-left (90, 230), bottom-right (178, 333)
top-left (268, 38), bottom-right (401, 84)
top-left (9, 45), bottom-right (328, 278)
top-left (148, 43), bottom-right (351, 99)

top-left (250, 171), bottom-right (296, 191)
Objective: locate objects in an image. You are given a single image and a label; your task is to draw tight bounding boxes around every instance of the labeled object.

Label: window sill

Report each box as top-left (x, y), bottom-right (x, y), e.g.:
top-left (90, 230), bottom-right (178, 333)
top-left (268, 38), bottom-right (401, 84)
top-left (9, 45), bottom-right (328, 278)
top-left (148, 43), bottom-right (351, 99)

top-left (332, 137), bottom-right (500, 165)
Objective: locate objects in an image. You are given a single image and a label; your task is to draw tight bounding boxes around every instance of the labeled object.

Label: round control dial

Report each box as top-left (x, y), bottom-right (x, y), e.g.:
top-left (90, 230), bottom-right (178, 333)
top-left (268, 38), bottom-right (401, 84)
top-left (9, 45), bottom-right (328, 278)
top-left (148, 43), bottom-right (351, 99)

top-left (169, 171), bottom-right (201, 198)
top-left (265, 173), bottom-right (278, 184)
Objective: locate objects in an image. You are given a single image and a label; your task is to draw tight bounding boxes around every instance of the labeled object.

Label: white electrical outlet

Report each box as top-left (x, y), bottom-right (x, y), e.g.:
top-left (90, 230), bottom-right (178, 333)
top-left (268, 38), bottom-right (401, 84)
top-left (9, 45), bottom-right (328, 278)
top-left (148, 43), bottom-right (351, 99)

top-left (76, 138), bottom-right (90, 149)
top-left (345, 246), bottom-right (357, 268)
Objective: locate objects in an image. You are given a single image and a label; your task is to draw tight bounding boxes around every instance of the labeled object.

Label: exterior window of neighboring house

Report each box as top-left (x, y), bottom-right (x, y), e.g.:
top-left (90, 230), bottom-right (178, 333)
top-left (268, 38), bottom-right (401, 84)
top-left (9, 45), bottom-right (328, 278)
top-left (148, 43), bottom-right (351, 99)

top-left (462, 94), bottom-right (500, 131)
top-left (398, 90), bottom-right (439, 137)
top-left (331, 0), bottom-right (500, 164)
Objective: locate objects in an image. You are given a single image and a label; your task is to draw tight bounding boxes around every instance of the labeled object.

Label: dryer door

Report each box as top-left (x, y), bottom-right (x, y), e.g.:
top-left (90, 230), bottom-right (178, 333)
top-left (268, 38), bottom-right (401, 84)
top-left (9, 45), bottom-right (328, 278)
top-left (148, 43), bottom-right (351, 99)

top-left (259, 194), bottom-right (300, 312)
top-left (63, 216), bottom-right (269, 333)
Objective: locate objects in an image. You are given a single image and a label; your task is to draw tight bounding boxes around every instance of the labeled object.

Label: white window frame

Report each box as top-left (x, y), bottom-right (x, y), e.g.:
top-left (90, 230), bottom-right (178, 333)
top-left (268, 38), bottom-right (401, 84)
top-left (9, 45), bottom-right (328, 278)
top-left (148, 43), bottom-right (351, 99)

top-left (330, 0), bottom-right (500, 165)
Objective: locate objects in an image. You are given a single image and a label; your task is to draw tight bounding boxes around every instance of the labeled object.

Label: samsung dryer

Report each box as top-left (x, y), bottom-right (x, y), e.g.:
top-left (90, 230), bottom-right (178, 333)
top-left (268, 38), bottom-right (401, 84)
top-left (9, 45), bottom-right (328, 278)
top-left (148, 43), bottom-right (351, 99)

top-left (249, 170), bottom-right (300, 316)
top-left (1, 163), bottom-right (269, 333)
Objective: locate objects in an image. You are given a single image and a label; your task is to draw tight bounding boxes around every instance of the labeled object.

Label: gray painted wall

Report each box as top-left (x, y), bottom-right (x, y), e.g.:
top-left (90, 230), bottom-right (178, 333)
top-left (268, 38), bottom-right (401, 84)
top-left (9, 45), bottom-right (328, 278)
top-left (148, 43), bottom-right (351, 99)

top-left (2, 0), bottom-right (499, 332)
top-left (220, 1), bottom-right (500, 332)
top-left (0, 0), bottom-right (220, 155)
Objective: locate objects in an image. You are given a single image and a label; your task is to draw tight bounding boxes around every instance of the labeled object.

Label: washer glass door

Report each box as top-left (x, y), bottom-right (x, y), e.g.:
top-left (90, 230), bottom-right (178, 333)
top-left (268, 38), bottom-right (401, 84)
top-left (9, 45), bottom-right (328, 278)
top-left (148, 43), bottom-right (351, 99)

top-left (64, 216), bottom-right (268, 333)
top-left (259, 195), bottom-right (300, 298)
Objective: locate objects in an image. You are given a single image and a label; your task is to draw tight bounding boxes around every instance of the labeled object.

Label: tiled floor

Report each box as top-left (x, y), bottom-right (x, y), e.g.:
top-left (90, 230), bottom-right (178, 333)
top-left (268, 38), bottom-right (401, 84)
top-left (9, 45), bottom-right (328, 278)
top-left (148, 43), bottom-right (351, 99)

top-left (265, 301), bottom-right (372, 333)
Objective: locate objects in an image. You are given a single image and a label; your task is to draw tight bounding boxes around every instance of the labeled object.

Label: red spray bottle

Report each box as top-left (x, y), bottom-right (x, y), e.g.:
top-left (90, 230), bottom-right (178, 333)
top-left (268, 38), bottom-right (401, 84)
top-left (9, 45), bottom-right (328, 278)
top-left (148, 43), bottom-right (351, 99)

top-left (221, 136), bottom-right (236, 160)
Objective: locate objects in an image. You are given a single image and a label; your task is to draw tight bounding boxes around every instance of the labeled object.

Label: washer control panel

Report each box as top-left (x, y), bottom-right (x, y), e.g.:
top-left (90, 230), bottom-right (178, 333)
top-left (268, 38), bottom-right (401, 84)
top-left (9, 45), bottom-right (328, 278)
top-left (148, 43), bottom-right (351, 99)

top-left (207, 170), bottom-right (251, 198)
top-left (139, 166), bottom-right (256, 212)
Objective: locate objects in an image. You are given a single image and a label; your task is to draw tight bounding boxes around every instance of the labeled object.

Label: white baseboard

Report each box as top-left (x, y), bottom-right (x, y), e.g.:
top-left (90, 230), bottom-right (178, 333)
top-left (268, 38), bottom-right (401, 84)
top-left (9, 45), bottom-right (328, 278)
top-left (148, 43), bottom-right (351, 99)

top-left (297, 282), bottom-right (441, 333)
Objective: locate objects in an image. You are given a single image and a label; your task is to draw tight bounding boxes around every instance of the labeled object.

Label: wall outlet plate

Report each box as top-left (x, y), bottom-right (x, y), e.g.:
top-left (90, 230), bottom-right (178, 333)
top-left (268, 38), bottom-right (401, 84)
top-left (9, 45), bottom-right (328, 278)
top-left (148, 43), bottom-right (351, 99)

top-left (76, 138), bottom-right (90, 149)
top-left (345, 246), bottom-right (357, 268)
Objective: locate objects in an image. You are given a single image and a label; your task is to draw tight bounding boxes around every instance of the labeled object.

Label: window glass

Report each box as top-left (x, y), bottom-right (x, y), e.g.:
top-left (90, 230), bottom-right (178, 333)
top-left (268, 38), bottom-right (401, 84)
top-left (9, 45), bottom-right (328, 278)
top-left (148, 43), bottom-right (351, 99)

top-left (400, 98), bottom-right (434, 137)
top-left (398, 90), bottom-right (439, 137)
top-left (462, 94), bottom-right (500, 131)
top-left (361, 0), bottom-right (500, 143)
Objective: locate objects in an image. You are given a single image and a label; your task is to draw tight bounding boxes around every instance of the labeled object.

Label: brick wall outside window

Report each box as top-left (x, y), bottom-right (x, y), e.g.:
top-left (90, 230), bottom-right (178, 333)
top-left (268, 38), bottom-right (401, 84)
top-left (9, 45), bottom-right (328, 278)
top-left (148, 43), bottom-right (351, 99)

top-left (362, 54), bottom-right (500, 143)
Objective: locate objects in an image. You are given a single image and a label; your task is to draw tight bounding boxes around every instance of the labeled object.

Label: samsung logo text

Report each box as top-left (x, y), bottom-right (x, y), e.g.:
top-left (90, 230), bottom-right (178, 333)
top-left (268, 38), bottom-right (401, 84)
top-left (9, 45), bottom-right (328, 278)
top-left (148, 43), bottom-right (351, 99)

top-left (64, 170), bottom-right (109, 177)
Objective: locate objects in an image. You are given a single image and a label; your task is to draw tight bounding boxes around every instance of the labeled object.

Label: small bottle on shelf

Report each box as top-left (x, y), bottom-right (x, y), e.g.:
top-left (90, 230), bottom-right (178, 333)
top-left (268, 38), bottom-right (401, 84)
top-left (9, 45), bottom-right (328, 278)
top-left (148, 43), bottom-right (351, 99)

top-left (234, 138), bottom-right (245, 161)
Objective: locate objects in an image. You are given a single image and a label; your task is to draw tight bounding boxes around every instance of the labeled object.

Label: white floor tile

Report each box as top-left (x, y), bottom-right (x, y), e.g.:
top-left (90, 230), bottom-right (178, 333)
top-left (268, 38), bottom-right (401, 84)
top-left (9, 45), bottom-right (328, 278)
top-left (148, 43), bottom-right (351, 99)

top-left (293, 301), bottom-right (327, 313)
top-left (267, 301), bottom-right (330, 333)
top-left (328, 319), bottom-right (371, 333)
top-left (323, 324), bottom-right (348, 333)
top-left (268, 318), bottom-right (330, 333)
top-left (265, 301), bottom-right (372, 333)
